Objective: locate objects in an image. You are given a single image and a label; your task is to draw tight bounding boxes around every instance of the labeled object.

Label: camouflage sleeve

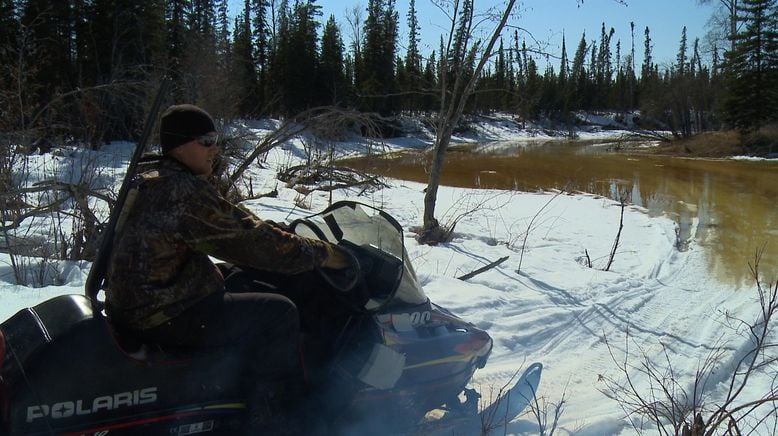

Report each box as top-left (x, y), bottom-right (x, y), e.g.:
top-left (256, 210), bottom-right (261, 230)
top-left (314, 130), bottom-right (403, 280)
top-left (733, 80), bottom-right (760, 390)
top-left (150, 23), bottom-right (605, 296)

top-left (176, 178), bottom-right (332, 274)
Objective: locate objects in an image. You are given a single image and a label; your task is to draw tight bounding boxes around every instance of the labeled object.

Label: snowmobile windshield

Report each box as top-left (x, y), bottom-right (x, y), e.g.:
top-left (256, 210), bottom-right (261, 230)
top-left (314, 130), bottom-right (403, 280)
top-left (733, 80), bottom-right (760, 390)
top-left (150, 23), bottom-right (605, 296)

top-left (291, 201), bottom-right (428, 311)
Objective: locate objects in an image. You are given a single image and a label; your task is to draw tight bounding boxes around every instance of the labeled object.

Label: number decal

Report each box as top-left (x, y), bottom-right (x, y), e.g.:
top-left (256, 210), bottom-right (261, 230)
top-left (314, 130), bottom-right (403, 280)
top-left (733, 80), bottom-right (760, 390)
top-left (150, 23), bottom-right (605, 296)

top-left (410, 311), bottom-right (431, 325)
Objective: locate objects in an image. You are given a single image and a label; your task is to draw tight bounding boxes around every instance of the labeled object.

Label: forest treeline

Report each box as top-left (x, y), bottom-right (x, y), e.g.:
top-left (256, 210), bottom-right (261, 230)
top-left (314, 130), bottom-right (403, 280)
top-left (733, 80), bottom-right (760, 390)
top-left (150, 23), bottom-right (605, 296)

top-left (1, 0), bottom-right (777, 148)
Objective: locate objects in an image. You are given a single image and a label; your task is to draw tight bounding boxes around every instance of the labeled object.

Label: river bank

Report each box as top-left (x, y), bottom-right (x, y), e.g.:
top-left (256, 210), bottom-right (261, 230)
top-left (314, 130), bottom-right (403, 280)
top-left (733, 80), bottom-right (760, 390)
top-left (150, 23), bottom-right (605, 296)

top-left (379, 112), bottom-right (778, 159)
top-left (653, 127), bottom-right (778, 158)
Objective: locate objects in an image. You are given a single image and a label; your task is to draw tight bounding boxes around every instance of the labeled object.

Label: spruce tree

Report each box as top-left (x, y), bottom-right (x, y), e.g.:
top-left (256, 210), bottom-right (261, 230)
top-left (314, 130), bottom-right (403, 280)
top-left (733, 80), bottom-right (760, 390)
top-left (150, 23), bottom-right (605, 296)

top-left (271, 0), bottom-right (321, 115)
top-left (519, 45), bottom-right (540, 119)
top-left (614, 39), bottom-right (628, 112)
top-left (405, 0), bottom-right (421, 75)
top-left (215, 0), bottom-right (231, 56)
top-left (589, 38), bottom-right (597, 83)
top-left (403, 0), bottom-right (421, 112)
top-left (595, 23), bottom-right (614, 108)
top-left (569, 32), bottom-right (590, 110)
top-left (689, 37), bottom-right (713, 132)
top-left (559, 33), bottom-right (569, 85)
top-left (166, 0), bottom-right (189, 96)
top-left (676, 26), bottom-right (688, 76)
top-left (191, 0), bottom-right (215, 35)
top-left (641, 26), bottom-right (653, 81)
top-left (233, 5), bottom-right (259, 115)
top-left (382, 0), bottom-right (399, 111)
top-left (493, 39), bottom-right (507, 111)
top-left (422, 51), bottom-right (437, 112)
top-left (20, 0), bottom-right (76, 99)
top-left (249, 0), bottom-right (270, 110)
top-left (140, 0), bottom-right (167, 69)
top-left (359, 0), bottom-right (399, 115)
top-left (0, 0), bottom-right (19, 79)
top-left (506, 47), bottom-right (516, 111)
top-left (270, 0), bottom-right (290, 113)
top-left (320, 15), bottom-right (346, 105)
top-left (722, 0), bottom-right (778, 131)
top-left (17, 0), bottom-right (84, 144)
top-left (638, 26), bottom-right (660, 119)
top-left (1, 0), bottom-right (23, 133)
top-left (672, 26), bottom-right (692, 137)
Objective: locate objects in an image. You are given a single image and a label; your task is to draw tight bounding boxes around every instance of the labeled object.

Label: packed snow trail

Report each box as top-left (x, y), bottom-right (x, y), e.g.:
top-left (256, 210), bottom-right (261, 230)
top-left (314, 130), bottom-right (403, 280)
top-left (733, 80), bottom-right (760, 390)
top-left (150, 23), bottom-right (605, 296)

top-left (401, 182), bottom-right (764, 434)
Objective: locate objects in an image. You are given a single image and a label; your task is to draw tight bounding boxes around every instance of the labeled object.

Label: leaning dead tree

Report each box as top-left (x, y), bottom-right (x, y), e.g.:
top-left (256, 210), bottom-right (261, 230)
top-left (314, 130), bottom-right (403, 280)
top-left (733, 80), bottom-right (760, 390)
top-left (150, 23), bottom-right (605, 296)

top-left (278, 165), bottom-right (388, 194)
top-left (221, 106), bottom-right (385, 199)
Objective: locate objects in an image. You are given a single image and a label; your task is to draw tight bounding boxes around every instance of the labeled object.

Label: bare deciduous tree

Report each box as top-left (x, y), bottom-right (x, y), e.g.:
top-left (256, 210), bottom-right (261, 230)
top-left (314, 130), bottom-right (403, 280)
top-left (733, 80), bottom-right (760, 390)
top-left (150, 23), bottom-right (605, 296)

top-left (697, 0), bottom-right (740, 53)
top-left (419, 0), bottom-right (519, 245)
top-left (345, 4), bottom-right (365, 63)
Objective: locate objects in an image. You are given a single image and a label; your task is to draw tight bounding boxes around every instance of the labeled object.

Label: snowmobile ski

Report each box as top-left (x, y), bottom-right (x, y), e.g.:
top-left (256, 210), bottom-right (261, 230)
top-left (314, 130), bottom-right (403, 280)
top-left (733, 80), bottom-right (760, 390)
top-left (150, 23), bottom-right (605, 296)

top-left (479, 362), bottom-right (543, 431)
top-left (419, 362), bottom-right (543, 435)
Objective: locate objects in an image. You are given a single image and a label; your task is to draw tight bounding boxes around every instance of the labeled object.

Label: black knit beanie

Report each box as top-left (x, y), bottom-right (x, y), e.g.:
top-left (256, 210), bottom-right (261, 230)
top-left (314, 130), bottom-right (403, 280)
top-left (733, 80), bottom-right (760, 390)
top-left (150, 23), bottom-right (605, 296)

top-left (159, 104), bottom-right (216, 152)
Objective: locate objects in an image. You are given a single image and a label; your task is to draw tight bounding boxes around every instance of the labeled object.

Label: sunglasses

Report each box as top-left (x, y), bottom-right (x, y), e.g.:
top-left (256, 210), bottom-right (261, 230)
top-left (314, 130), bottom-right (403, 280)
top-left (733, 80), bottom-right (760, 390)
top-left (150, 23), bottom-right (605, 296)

top-left (195, 133), bottom-right (220, 147)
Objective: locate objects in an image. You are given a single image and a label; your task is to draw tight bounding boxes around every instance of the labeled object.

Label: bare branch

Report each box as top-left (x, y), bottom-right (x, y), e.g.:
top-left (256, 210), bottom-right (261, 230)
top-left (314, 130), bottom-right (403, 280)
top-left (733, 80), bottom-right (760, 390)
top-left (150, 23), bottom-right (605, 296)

top-left (516, 188), bottom-right (566, 274)
top-left (457, 256), bottom-right (509, 281)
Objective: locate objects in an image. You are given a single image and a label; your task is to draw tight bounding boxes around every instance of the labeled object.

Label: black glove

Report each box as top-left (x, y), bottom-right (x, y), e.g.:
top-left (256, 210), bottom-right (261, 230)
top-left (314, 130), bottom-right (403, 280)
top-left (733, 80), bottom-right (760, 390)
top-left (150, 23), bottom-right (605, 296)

top-left (321, 244), bottom-right (353, 269)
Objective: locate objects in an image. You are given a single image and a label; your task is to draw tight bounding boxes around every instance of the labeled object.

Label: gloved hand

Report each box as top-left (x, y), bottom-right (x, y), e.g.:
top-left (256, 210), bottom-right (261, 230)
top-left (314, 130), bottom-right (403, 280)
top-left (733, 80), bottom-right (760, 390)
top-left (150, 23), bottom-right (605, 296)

top-left (264, 219), bottom-right (291, 232)
top-left (321, 244), bottom-right (353, 269)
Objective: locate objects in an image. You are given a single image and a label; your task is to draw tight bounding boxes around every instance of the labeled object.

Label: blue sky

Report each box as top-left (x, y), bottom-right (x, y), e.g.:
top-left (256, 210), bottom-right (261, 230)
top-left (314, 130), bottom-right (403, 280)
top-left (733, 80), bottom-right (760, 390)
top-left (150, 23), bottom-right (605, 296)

top-left (231, 0), bottom-right (718, 69)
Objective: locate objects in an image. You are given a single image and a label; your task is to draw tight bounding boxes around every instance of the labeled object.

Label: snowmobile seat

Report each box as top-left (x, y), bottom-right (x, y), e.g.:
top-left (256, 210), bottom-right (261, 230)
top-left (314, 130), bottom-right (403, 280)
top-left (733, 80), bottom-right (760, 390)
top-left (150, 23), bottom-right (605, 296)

top-left (0, 294), bottom-right (100, 389)
top-left (1, 294), bottom-right (94, 367)
top-left (0, 294), bottom-right (191, 367)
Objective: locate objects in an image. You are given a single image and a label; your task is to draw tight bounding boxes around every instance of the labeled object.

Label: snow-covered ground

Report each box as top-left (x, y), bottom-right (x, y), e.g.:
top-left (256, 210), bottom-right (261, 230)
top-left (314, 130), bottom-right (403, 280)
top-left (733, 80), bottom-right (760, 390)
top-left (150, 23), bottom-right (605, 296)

top-left (1, 117), bottom-right (775, 435)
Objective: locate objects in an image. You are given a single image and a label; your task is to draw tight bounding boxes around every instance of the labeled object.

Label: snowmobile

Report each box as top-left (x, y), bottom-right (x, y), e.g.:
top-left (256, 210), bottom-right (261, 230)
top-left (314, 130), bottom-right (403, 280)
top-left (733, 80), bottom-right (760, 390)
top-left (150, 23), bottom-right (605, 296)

top-left (1, 77), bottom-right (540, 436)
top-left (0, 200), bottom-right (541, 435)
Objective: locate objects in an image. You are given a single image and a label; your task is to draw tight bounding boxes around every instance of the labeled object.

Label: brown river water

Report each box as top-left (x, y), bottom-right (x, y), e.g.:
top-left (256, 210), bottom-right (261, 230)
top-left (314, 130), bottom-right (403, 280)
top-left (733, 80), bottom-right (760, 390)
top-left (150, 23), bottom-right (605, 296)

top-left (341, 140), bottom-right (778, 287)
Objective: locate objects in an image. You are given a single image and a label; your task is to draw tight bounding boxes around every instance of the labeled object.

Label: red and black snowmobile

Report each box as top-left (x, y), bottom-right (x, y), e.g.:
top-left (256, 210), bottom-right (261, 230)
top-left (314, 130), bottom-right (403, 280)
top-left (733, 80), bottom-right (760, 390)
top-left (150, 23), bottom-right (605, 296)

top-left (0, 201), bottom-right (541, 435)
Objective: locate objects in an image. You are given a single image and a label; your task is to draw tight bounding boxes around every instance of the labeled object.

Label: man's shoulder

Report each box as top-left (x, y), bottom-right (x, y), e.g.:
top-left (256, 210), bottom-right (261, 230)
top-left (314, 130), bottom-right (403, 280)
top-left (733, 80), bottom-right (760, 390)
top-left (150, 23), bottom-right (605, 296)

top-left (137, 155), bottom-right (186, 178)
top-left (137, 157), bottom-right (209, 186)
top-left (137, 157), bottom-right (212, 191)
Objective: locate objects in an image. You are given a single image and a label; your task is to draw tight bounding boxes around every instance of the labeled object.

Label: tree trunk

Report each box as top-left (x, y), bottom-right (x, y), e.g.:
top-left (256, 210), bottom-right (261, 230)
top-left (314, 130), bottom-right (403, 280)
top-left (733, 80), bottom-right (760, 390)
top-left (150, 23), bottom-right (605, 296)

top-left (422, 123), bottom-right (454, 230)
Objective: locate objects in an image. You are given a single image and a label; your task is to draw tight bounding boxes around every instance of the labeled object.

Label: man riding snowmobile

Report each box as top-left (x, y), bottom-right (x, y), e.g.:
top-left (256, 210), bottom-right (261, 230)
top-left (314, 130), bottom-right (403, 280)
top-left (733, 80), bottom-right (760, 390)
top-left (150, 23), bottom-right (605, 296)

top-left (0, 98), bottom-right (541, 436)
top-left (103, 104), bottom-right (352, 434)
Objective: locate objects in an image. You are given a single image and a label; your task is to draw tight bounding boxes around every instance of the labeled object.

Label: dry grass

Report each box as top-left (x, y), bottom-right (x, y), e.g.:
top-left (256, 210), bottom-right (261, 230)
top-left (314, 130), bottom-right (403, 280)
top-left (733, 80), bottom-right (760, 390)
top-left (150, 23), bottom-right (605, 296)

top-left (653, 126), bottom-right (778, 158)
top-left (743, 124), bottom-right (778, 155)
top-left (654, 131), bottom-right (743, 157)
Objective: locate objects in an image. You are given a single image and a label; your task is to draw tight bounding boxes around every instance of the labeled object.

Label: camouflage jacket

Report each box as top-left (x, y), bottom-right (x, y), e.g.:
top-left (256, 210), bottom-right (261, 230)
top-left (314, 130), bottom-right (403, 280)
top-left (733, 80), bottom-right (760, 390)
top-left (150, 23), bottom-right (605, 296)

top-left (105, 156), bottom-right (332, 330)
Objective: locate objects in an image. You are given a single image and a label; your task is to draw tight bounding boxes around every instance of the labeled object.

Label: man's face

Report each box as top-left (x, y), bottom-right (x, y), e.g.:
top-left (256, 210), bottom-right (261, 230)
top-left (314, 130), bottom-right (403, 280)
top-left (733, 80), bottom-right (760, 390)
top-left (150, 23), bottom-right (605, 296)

top-left (173, 132), bottom-right (220, 176)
